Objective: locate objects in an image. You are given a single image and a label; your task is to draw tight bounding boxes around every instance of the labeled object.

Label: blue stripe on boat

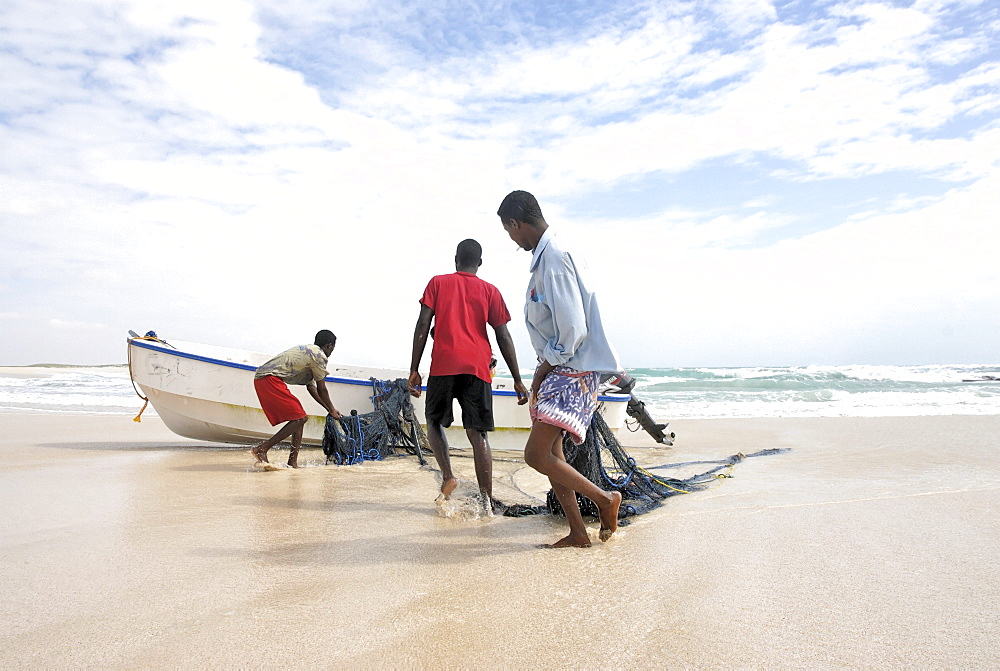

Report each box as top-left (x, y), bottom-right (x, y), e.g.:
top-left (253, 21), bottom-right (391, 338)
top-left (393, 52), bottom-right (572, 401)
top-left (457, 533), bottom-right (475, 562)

top-left (128, 338), bottom-right (628, 402)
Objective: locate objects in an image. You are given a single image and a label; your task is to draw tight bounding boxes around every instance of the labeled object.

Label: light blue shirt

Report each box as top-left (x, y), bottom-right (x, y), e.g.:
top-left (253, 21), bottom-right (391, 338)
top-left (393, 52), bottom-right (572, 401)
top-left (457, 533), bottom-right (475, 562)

top-left (525, 229), bottom-right (622, 374)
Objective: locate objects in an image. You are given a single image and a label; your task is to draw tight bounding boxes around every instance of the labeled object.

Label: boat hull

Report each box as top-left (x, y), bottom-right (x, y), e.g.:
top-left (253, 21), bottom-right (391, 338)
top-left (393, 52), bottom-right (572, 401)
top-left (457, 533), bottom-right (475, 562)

top-left (128, 336), bottom-right (630, 451)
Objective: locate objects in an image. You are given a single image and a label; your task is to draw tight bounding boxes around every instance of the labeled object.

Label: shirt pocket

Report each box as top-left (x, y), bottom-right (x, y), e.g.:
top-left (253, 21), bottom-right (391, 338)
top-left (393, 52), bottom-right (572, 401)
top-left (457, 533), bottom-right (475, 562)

top-left (526, 298), bottom-right (552, 334)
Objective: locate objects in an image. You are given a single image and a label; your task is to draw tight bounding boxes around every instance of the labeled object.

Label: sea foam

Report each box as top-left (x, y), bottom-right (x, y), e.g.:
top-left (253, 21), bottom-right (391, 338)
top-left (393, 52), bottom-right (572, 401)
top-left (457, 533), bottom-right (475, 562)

top-left (2, 363), bottom-right (998, 419)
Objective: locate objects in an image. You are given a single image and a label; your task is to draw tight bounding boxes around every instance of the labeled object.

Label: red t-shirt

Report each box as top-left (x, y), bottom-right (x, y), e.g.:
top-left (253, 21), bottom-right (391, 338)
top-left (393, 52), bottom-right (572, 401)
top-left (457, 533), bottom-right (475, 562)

top-left (420, 272), bottom-right (511, 382)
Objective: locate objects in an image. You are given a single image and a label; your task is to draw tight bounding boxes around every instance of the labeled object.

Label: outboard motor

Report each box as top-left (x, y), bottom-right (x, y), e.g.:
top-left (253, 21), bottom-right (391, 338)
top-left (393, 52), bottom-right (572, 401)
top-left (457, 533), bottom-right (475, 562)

top-left (603, 372), bottom-right (675, 446)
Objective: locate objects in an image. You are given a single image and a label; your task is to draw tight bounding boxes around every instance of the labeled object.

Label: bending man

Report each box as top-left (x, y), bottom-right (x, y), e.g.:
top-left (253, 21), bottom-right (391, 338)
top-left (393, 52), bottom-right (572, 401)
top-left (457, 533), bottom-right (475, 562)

top-left (497, 190), bottom-right (623, 547)
top-left (409, 239), bottom-right (528, 508)
top-left (252, 330), bottom-right (343, 468)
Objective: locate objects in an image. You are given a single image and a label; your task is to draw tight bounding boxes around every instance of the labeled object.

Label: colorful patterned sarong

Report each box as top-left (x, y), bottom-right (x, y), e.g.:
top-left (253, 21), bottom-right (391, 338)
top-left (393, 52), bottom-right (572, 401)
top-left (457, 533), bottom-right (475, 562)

top-left (529, 365), bottom-right (600, 445)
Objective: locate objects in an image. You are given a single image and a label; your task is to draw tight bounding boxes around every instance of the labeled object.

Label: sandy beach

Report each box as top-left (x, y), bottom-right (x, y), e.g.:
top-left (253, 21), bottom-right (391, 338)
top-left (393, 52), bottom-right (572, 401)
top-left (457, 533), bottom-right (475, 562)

top-left (1, 411), bottom-right (997, 668)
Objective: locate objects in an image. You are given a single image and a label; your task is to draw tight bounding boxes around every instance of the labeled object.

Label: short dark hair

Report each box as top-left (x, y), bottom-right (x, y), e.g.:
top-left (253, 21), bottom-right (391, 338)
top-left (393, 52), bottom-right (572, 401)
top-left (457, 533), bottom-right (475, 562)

top-left (456, 239), bottom-right (482, 267)
top-left (315, 329), bottom-right (337, 347)
top-left (497, 190), bottom-right (546, 227)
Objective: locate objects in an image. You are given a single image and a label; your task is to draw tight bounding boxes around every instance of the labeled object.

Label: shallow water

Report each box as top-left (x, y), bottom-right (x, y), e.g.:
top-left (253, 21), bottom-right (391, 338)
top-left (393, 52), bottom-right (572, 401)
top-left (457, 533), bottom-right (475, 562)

top-left (4, 362), bottom-right (1000, 418)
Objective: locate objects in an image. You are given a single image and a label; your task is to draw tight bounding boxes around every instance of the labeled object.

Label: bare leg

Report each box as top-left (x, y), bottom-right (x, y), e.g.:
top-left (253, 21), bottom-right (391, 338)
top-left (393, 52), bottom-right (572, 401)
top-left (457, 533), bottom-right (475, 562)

top-left (528, 425), bottom-right (590, 547)
top-left (547, 439), bottom-right (593, 546)
top-left (287, 422), bottom-right (304, 468)
top-left (466, 428), bottom-right (493, 507)
top-left (252, 417), bottom-right (306, 463)
top-left (525, 421), bottom-right (622, 546)
top-left (427, 422), bottom-right (457, 498)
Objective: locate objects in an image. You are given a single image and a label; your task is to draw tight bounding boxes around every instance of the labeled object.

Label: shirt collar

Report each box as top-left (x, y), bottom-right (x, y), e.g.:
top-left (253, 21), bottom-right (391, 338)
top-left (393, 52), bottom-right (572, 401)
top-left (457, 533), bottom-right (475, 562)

top-left (529, 228), bottom-right (554, 272)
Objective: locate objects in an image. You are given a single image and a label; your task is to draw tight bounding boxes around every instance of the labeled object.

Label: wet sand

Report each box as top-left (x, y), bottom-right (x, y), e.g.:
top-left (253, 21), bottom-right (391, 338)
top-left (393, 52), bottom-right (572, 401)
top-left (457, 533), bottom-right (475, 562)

top-left (1, 412), bottom-right (998, 668)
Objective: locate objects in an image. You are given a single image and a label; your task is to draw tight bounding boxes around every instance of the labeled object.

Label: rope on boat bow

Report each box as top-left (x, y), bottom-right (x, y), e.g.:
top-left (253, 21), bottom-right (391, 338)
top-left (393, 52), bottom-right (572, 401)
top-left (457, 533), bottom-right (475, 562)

top-left (126, 330), bottom-right (166, 422)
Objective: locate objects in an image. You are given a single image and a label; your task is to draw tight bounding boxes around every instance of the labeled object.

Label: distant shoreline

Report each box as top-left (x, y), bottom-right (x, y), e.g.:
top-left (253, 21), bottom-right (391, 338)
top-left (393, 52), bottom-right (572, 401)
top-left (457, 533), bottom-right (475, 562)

top-left (0, 363), bottom-right (127, 368)
top-left (3, 363), bottom-right (998, 420)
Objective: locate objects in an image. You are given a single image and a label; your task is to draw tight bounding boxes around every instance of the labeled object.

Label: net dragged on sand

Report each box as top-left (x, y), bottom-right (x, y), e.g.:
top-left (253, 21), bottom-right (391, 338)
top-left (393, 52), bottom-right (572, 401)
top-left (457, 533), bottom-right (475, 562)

top-left (321, 379), bottom-right (787, 520)
top-left (504, 410), bottom-right (788, 520)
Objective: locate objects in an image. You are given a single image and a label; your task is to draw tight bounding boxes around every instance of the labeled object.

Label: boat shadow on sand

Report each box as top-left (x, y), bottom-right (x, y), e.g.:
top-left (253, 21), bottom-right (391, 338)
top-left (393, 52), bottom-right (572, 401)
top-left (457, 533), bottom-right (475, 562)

top-left (39, 440), bottom-right (242, 452)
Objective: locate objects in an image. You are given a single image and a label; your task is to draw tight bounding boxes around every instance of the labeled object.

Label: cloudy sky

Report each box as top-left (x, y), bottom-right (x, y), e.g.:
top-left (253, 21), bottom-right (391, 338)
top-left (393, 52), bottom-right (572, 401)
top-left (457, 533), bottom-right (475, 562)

top-left (2, 0), bottom-right (998, 368)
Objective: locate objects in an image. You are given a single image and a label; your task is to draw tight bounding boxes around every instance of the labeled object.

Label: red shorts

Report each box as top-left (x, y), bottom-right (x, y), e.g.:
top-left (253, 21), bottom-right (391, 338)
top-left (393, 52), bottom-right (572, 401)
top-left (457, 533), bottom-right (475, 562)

top-left (254, 375), bottom-right (307, 426)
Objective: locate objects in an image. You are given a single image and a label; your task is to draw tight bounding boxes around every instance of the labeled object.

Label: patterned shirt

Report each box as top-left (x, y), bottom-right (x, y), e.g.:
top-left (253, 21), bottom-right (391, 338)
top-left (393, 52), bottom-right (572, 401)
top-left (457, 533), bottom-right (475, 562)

top-left (254, 344), bottom-right (329, 385)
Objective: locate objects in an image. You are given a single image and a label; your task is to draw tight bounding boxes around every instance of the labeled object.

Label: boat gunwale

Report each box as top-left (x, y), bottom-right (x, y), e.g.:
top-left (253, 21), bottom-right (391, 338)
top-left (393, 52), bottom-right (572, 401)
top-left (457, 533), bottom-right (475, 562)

top-left (127, 338), bottom-right (630, 403)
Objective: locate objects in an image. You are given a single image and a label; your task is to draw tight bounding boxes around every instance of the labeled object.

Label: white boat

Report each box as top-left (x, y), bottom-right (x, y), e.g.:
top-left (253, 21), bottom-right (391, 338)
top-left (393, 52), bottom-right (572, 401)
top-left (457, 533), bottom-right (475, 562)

top-left (126, 332), bottom-right (631, 451)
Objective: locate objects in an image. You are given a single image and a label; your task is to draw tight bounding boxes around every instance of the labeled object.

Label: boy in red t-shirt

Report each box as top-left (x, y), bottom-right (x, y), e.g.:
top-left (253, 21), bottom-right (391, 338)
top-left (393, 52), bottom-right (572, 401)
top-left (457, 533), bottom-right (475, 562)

top-left (408, 239), bottom-right (528, 509)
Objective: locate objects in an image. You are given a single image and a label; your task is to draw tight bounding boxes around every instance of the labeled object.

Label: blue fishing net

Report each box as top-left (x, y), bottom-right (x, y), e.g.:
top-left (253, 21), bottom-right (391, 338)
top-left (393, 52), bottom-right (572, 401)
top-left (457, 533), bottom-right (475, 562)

top-left (321, 378), bottom-right (429, 466)
top-left (503, 410), bottom-right (788, 520)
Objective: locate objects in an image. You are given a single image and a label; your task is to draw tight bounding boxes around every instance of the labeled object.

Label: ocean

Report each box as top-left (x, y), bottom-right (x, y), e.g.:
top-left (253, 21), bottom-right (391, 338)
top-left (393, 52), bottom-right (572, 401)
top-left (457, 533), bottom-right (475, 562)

top-left (1, 363), bottom-right (998, 419)
top-left (0, 366), bottom-right (144, 415)
top-left (627, 364), bottom-right (1000, 419)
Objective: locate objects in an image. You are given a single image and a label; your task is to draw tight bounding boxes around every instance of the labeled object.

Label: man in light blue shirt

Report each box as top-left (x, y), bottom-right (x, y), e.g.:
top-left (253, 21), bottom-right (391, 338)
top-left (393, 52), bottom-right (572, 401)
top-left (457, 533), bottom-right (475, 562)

top-left (524, 227), bottom-right (622, 375)
top-left (497, 189), bottom-right (623, 548)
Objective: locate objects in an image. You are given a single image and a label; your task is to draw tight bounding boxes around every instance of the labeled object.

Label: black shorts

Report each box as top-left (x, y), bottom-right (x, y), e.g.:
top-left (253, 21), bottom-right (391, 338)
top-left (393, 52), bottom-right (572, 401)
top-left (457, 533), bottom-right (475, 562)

top-left (424, 374), bottom-right (494, 432)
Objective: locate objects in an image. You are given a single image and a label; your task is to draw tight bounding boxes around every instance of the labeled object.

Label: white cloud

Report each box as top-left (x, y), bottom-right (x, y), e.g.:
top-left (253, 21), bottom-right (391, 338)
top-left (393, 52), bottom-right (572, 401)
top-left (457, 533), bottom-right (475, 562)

top-left (582, 169), bottom-right (1000, 364)
top-left (710, 0), bottom-right (778, 34)
top-left (0, 0), bottom-right (997, 367)
top-left (319, 0), bottom-right (996, 195)
top-left (49, 318), bottom-right (108, 331)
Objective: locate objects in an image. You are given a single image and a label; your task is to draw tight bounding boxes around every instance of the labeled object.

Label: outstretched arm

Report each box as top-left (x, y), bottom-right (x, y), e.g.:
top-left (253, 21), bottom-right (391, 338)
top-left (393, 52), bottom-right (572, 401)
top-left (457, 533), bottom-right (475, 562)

top-left (308, 380), bottom-right (342, 418)
top-left (408, 303), bottom-right (434, 397)
top-left (493, 323), bottom-right (528, 405)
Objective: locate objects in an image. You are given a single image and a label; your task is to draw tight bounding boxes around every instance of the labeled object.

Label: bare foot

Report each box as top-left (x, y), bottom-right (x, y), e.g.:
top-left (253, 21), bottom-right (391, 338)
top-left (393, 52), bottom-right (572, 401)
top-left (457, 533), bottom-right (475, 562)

top-left (440, 477), bottom-right (458, 499)
top-left (539, 533), bottom-right (592, 549)
top-left (287, 449), bottom-right (299, 469)
top-left (251, 445), bottom-right (269, 463)
top-left (598, 490), bottom-right (622, 542)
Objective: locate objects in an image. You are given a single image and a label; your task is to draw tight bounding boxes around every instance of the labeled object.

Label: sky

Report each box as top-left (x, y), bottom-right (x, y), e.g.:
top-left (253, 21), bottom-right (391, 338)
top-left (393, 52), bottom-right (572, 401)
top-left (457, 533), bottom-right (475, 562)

top-left (1, 0), bottom-right (998, 368)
